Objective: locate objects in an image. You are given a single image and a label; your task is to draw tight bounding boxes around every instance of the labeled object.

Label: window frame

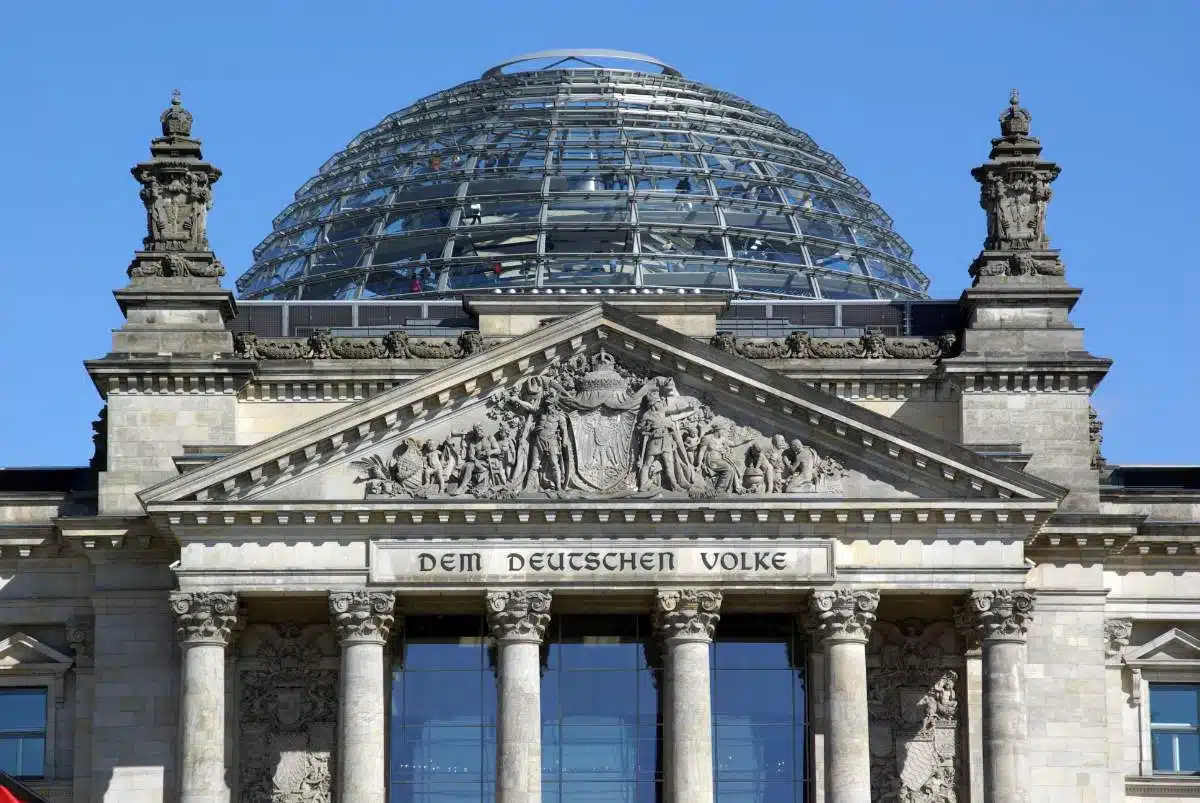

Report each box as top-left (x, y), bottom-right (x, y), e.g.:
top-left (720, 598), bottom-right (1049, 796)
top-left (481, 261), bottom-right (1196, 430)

top-left (1148, 682), bottom-right (1200, 774)
top-left (0, 632), bottom-right (72, 781)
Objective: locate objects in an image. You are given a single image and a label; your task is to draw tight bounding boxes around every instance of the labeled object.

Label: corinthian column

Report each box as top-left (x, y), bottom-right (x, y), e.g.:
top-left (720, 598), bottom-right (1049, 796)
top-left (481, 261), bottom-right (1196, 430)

top-left (170, 591), bottom-right (238, 803)
top-left (330, 590), bottom-right (396, 803)
top-left (487, 590), bottom-right (552, 803)
top-left (809, 588), bottom-right (879, 803)
top-left (966, 589), bottom-right (1035, 803)
top-left (654, 589), bottom-right (721, 803)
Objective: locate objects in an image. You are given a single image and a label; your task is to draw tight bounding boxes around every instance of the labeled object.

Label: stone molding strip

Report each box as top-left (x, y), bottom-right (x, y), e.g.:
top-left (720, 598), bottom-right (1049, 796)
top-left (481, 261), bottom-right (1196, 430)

top-left (709, 331), bottom-right (959, 361)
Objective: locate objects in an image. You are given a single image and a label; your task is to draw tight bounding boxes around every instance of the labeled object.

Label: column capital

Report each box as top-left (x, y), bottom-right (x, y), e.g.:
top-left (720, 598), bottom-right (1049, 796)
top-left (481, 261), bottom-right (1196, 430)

top-left (170, 591), bottom-right (238, 646)
top-left (965, 588), bottom-right (1035, 642)
top-left (809, 588), bottom-right (879, 644)
top-left (486, 589), bottom-right (551, 643)
top-left (654, 589), bottom-right (722, 643)
top-left (329, 590), bottom-right (396, 645)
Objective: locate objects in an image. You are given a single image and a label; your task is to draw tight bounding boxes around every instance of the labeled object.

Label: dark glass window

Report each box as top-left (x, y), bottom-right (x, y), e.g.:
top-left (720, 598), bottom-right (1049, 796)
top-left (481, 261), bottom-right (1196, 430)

top-left (542, 615), bottom-right (660, 803)
top-left (711, 616), bottom-right (807, 802)
top-left (1151, 684), bottom-right (1200, 774)
top-left (0, 688), bottom-right (46, 779)
top-left (389, 616), bottom-right (497, 803)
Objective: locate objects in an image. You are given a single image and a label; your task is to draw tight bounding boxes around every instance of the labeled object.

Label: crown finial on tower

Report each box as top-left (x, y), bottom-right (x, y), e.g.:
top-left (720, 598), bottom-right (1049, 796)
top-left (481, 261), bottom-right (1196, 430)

top-left (160, 89), bottom-right (194, 137)
top-left (127, 93), bottom-right (224, 281)
top-left (967, 90), bottom-right (1064, 284)
top-left (999, 87), bottom-right (1032, 138)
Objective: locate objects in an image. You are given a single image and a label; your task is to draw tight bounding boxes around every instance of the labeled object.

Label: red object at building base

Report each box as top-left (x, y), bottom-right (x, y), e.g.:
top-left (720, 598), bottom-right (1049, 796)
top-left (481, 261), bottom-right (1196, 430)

top-left (0, 772), bottom-right (49, 803)
top-left (0, 786), bottom-right (23, 803)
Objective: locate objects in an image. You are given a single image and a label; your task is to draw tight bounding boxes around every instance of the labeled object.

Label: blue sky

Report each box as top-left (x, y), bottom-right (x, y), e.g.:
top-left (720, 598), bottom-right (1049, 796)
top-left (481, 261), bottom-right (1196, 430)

top-left (0, 1), bottom-right (1196, 467)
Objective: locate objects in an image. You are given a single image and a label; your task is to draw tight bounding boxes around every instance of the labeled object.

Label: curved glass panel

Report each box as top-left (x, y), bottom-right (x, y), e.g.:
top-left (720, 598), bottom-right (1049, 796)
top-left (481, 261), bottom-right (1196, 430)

top-left (239, 62), bottom-right (928, 300)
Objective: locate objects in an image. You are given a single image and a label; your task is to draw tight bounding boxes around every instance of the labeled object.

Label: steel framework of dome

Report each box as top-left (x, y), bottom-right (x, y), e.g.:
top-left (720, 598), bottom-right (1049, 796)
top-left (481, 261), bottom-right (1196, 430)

top-left (236, 51), bottom-right (930, 302)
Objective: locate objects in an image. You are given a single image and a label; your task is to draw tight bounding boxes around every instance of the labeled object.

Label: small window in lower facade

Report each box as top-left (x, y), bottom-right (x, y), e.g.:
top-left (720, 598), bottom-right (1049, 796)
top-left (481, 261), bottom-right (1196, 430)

top-left (0, 687), bottom-right (47, 778)
top-left (1151, 683), bottom-right (1200, 773)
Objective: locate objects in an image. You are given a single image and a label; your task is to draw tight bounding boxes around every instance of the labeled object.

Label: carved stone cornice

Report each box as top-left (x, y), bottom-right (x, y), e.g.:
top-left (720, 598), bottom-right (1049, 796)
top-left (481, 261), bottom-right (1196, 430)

top-left (486, 590), bottom-right (552, 643)
top-left (965, 589), bottom-right (1035, 642)
top-left (653, 589), bottom-right (722, 642)
top-left (1105, 617), bottom-right (1133, 661)
top-left (170, 591), bottom-right (238, 646)
top-left (709, 330), bottom-right (959, 361)
top-left (329, 591), bottom-right (395, 645)
top-left (809, 588), bottom-right (879, 643)
top-left (233, 329), bottom-right (486, 361)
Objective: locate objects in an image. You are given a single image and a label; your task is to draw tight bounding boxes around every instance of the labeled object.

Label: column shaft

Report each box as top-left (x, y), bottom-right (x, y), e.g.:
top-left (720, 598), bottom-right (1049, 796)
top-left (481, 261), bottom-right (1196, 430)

top-left (655, 589), bottom-right (721, 803)
top-left (809, 589), bottom-right (878, 803)
top-left (497, 640), bottom-right (542, 802)
top-left (666, 639), bottom-right (714, 802)
top-left (330, 590), bottom-right (395, 803)
top-left (967, 589), bottom-right (1035, 803)
top-left (171, 592), bottom-right (237, 803)
top-left (825, 639), bottom-right (870, 802)
top-left (488, 589), bottom-right (552, 803)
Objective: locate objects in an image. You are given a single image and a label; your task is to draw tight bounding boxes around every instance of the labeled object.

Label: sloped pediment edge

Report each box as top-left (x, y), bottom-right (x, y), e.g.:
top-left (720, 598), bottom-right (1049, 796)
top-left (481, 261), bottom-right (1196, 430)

top-left (1126, 627), bottom-right (1200, 665)
top-left (139, 304), bottom-right (1064, 508)
top-left (0, 632), bottom-right (73, 669)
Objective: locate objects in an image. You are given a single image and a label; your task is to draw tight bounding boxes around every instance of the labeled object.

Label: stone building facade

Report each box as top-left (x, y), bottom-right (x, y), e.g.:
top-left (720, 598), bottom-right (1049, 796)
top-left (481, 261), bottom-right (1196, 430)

top-left (1, 62), bottom-right (1197, 803)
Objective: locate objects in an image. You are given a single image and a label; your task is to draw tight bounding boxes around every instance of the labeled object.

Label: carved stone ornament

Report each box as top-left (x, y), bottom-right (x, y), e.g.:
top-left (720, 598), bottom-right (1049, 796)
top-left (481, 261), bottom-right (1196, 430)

top-left (233, 329), bottom-right (484, 361)
top-left (964, 589), bottom-right (1035, 642)
top-left (486, 590), bottom-right (552, 642)
top-left (170, 591), bottom-right (238, 645)
top-left (328, 591), bottom-right (395, 644)
top-left (868, 620), bottom-right (962, 803)
top-left (125, 91), bottom-right (224, 282)
top-left (969, 90), bottom-right (1065, 286)
top-left (351, 349), bottom-right (850, 501)
top-left (238, 623), bottom-right (337, 803)
top-left (809, 588), bottom-right (880, 642)
top-left (710, 330), bottom-right (959, 361)
top-left (67, 615), bottom-right (94, 669)
top-left (1090, 405), bottom-right (1106, 470)
top-left (1105, 618), bottom-right (1133, 661)
top-left (654, 589), bottom-right (722, 641)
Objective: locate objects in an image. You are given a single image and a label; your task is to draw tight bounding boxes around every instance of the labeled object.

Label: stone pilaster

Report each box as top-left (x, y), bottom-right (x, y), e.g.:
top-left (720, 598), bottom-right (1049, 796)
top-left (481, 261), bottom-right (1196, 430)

top-left (654, 589), bottom-right (721, 803)
top-left (809, 589), bottom-right (878, 803)
top-left (171, 592), bottom-right (237, 803)
top-left (487, 590), bottom-right (552, 803)
top-left (965, 589), bottom-right (1035, 803)
top-left (330, 590), bottom-right (395, 803)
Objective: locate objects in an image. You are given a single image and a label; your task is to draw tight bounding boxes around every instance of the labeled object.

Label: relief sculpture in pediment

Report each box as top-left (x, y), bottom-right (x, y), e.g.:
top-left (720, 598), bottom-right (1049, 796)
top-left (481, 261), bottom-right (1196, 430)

top-left (351, 349), bottom-right (857, 500)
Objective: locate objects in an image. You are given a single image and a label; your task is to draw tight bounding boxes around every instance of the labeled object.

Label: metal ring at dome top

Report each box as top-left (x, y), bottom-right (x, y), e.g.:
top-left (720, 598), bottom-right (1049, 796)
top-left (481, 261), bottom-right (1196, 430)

top-left (483, 49), bottom-right (682, 79)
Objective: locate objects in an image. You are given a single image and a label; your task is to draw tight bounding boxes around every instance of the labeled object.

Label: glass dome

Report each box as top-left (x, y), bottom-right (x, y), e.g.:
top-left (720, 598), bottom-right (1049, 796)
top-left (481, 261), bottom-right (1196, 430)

top-left (236, 50), bottom-right (929, 301)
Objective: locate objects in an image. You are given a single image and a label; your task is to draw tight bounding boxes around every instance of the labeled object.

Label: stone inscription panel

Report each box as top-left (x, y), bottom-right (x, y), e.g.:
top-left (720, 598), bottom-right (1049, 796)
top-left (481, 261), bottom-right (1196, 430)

top-left (370, 539), bottom-right (833, 587)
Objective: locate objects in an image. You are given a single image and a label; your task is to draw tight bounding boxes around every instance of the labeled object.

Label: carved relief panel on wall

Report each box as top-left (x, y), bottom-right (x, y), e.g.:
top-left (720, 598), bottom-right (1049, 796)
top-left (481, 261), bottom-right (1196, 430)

top-left (238, 623), bottom-right (338, 803)
top-left (868, 620), bottom-right (962, 803)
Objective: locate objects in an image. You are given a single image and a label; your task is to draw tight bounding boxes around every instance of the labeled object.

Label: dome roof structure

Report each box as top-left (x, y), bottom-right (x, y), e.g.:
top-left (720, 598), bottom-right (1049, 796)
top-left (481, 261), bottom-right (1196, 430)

top-left (236, 50), bottom-right (929, 301)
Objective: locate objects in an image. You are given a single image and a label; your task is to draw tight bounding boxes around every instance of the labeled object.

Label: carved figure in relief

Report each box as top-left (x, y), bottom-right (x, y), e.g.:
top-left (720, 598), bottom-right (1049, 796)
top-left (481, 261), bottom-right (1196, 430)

top-left (741, 443), bottom-right (774, 493)
top-left (636, 391), bottom-right (692, 492)
top-left (354, 350), bottom-right (852, 500)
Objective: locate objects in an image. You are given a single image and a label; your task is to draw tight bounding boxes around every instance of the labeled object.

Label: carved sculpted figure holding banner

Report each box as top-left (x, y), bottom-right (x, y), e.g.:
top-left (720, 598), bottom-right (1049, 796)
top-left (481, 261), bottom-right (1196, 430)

top-left (353, 350), bottom-right (849, 500)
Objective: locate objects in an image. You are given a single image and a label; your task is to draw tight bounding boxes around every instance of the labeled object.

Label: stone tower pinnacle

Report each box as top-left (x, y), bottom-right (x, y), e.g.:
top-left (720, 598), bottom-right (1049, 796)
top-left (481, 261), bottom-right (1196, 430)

top-left (126, 91), bottom-right (225, 281)
top-left (968, 89), bottom-right (1065, 284)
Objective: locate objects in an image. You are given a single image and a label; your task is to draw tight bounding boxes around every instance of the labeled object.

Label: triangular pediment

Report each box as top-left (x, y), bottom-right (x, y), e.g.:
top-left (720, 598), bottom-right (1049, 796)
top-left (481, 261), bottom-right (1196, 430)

top-left (0, 632), bottom-right (72, 670)
top-left (1126, 628), bottom-right (1200, 665)
top-left (140, 304), bottom-right (1062, 518)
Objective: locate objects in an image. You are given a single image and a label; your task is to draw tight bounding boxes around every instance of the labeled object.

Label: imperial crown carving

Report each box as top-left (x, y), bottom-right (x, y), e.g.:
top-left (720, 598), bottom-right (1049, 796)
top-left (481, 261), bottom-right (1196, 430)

top-left (170, 591), bottom-right (238, 645)
top-left (809, 589), bottom-right (880, 642)
top-left (328, 591), bottom-right (395, 644)
top-left (653, 589), bottom-right (722, 641)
